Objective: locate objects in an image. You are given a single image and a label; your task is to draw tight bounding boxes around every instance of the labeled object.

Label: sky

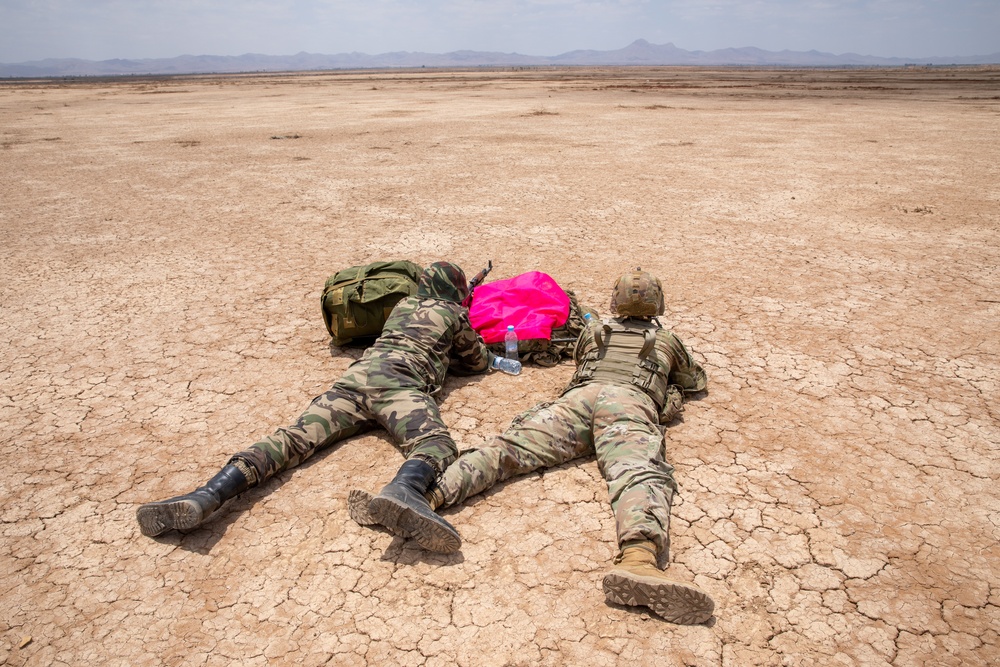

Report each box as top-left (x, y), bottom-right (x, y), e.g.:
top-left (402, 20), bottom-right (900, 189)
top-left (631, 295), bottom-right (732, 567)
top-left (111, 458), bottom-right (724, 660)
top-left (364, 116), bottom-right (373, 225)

top-left (1, 0), bottom-right (998, 64)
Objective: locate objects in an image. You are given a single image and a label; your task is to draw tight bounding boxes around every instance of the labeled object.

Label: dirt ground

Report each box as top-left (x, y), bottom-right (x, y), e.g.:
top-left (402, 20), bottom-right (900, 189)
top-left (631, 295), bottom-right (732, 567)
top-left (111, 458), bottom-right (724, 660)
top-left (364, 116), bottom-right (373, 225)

top-left (2, 66), bottom-right (999, 666)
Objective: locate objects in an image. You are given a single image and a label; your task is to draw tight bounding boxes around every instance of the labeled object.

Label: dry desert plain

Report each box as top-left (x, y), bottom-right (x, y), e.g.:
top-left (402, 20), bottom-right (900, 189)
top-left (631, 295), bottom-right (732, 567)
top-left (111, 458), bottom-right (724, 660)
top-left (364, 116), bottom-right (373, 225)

top-left (2, 67), bottom-right (999, 666)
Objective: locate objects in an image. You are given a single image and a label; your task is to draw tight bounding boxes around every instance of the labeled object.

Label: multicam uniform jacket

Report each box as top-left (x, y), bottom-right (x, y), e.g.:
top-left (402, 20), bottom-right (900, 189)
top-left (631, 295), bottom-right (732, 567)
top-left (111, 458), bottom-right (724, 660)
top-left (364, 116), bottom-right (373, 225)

top-left (231, 263), bottom-right (491, 484)
top-left (436, 316), bottom-right (706, 560)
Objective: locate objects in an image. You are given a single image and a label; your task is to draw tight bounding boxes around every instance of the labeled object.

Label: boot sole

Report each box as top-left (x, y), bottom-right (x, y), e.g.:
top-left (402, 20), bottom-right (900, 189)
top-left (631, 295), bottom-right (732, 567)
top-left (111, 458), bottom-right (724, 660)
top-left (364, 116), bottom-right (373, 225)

top-left (136, 499), bottom-right (205, 537)
top-left (368, 496), bottom-right (461, 554)
top-left (602, 571), bottom-right (715, 625)
top-left (347, 489), bottom-right (411, 537)
top-left (347, 489), bottom-right (378, 525)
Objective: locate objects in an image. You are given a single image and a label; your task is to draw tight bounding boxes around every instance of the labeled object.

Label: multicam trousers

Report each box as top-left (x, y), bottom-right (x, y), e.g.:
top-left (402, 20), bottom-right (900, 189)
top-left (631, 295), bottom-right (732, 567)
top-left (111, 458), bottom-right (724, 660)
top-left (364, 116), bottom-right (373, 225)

top-left (230, 359), bottom-right (458, 484)
top-left (436, 382), bottom-right (678, 558)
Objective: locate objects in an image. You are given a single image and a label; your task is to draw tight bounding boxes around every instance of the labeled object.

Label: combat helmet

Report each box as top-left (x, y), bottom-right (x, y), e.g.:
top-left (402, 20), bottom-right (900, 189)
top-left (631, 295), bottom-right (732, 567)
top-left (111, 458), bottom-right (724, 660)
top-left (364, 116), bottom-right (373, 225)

top-left (417, 261), bottom-right (470, 304)
top-left (609, 268), bottom-right (664, 317)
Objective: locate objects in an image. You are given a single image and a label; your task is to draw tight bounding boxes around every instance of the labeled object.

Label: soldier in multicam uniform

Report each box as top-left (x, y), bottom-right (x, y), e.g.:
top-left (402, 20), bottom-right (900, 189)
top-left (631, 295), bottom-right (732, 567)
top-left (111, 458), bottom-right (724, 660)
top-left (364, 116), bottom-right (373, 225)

top-left (351, 268), bottom-right (716, 624)
top-left (136, 261), bottom-right (520, 552)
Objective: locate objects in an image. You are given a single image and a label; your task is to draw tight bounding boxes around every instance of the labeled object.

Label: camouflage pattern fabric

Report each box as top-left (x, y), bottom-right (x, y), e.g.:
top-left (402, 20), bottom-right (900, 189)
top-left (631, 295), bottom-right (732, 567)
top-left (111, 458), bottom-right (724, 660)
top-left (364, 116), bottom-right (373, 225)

top-left (609, 269), bottom-right (665, 317)
top-left (435, 317), bottom-right (706, 560)
top-left (416, 261), bottom-right (469, 304)
top-left (436, 383), bottom-right (678, 559)
top-left (568, 317), bottom-right (707, 423)
top-left (231, 282), bottom-right (490, 483)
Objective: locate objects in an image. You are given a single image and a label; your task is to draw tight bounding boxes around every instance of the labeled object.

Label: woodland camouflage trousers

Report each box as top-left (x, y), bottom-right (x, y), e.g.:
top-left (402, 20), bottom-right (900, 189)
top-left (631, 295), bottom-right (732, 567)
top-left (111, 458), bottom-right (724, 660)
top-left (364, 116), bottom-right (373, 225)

top-left (230, 358), bottom-right (458, 484)
top-left (436, 382), bottom-right (678, 558)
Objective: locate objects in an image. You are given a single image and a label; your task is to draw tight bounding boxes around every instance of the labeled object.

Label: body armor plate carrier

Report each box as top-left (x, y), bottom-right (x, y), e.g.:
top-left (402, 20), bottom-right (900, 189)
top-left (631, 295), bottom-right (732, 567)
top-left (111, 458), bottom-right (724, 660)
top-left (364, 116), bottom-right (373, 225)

top-left (568, 319), bottom-right (679, 409)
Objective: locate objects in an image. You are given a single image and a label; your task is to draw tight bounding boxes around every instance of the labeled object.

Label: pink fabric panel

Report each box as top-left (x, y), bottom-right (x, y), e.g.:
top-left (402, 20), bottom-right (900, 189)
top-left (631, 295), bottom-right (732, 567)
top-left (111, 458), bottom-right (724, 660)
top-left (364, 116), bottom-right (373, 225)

top-left (469, 271), bottom-right (571, 344)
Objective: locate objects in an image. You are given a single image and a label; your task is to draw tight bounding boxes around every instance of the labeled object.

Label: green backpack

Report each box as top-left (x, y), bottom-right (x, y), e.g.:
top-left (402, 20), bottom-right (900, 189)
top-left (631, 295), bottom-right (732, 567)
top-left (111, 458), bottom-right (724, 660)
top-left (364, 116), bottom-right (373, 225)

top-left (321, 260), bottom-right (423, 346)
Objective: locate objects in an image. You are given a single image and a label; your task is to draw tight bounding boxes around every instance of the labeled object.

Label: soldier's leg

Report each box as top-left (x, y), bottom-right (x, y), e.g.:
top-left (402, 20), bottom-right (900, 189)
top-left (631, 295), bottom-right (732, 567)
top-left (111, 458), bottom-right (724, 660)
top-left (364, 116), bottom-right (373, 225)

top-left (436, 388), bottom-right (598, 507)
top-left (364, 386), bottom-right (465, 552)
top-left (349, 388), bottom-right (597, 537)
top-left (137, 381), bottom-right (373, 537)
top-left (231, 381), bottom-right (374, 484)
top-left (592, 386), bottom-right (676, 556)
top-left (591, 385), bottom-right (714, 624)
top-left (367, 385), bottom-right (459, 470)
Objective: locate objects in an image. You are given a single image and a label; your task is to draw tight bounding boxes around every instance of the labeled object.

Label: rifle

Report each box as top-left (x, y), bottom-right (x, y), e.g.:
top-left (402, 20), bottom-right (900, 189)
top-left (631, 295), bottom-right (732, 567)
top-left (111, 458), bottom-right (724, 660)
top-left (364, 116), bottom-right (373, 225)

top-left (463, 260), bottom-right (492, 307)
top-left (469, 260), bottom-right (492, 290)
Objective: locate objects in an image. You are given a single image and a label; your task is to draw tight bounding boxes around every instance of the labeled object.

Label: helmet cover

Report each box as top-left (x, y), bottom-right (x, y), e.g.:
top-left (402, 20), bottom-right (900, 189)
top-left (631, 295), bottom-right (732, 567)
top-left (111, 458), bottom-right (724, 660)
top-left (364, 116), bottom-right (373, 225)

top-left (609, 268), bottom-right (664, 317)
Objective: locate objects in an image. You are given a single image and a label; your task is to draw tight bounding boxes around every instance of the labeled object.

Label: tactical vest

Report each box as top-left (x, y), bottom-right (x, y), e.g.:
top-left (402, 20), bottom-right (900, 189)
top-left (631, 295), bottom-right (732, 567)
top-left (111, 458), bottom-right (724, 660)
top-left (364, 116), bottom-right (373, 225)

top-left (568, 319), bottom-right (678, 408)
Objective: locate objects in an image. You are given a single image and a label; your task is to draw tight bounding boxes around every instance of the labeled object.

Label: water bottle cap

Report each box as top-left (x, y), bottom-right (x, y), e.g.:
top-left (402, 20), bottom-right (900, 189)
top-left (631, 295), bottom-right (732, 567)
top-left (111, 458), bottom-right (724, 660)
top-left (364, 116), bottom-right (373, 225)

top-left (507, 325), bottom-right (514, 331)
top-left (584, 313), bottom-right (592, 321)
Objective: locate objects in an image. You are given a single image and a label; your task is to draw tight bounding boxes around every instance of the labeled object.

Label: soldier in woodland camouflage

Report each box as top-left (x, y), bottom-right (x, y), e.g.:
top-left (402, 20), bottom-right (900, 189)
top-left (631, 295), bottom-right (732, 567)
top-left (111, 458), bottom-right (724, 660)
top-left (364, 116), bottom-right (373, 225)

top-left (137, 262), bottom-right (517, 552)
top-left (351, 269), bottom-right (716, 624)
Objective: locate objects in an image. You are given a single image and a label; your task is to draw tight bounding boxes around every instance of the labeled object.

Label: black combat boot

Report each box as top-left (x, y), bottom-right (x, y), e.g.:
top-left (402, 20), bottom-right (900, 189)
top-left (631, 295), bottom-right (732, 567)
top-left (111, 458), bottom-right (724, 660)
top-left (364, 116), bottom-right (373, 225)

top-left (136, 464), bottom-right (251, 537)
top-left (347, 485), bottom-right (444, 537)
top-left (367, 459), bottom-right (461, 553)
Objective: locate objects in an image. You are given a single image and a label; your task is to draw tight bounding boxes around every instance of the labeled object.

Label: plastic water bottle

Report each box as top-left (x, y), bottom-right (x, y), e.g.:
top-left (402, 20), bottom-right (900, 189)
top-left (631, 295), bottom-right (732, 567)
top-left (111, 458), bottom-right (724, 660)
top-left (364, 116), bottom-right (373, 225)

top-left (504, 325), bottom-right (518, 361)
top-left (491, 355), bottom-right (521, 375)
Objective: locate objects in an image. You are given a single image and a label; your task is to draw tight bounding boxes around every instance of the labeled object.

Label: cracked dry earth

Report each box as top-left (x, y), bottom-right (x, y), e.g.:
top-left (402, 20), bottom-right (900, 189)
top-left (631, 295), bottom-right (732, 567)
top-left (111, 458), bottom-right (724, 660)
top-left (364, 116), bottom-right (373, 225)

top-left (1, 67), bottom-right (999, 666)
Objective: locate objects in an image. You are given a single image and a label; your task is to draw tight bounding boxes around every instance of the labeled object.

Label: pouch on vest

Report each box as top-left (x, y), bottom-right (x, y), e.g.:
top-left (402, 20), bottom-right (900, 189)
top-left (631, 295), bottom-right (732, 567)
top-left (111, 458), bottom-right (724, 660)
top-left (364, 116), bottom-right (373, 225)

top-left (321, 260), bottom-right (423, 346)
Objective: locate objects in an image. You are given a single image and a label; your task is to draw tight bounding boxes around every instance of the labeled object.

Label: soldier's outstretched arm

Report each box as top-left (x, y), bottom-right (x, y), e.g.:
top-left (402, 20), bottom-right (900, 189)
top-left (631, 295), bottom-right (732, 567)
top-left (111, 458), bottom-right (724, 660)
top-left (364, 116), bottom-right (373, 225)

top-left (448, 311), bottom-right (491, 375)
top-left (666, 332), bottom-right (707, 393)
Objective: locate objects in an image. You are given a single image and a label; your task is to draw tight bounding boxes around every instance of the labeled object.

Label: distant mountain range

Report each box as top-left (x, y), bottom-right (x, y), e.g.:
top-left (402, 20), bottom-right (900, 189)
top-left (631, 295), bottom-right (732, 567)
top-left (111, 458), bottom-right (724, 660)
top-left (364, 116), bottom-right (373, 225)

top-left (3, 39), bottom-right (998, 77)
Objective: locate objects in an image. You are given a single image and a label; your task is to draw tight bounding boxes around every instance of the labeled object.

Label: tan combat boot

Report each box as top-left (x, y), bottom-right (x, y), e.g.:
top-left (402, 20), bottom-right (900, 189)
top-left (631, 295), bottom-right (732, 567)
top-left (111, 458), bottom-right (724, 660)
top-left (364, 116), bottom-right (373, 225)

top-left (602, 540), bottom-right (715, 624)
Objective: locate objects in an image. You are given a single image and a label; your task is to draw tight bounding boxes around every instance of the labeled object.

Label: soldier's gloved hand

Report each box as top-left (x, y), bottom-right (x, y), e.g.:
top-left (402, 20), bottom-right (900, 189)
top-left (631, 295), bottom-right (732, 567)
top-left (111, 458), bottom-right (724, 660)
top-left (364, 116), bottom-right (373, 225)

top-left (490, 355), bottom-right (522, 376)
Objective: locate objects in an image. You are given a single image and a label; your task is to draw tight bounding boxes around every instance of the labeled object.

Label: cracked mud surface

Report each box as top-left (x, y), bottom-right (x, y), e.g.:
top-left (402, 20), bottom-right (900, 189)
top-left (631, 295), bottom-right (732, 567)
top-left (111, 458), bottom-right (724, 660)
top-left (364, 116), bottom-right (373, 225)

top-left (2, 67), bottom-right (998, 666)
